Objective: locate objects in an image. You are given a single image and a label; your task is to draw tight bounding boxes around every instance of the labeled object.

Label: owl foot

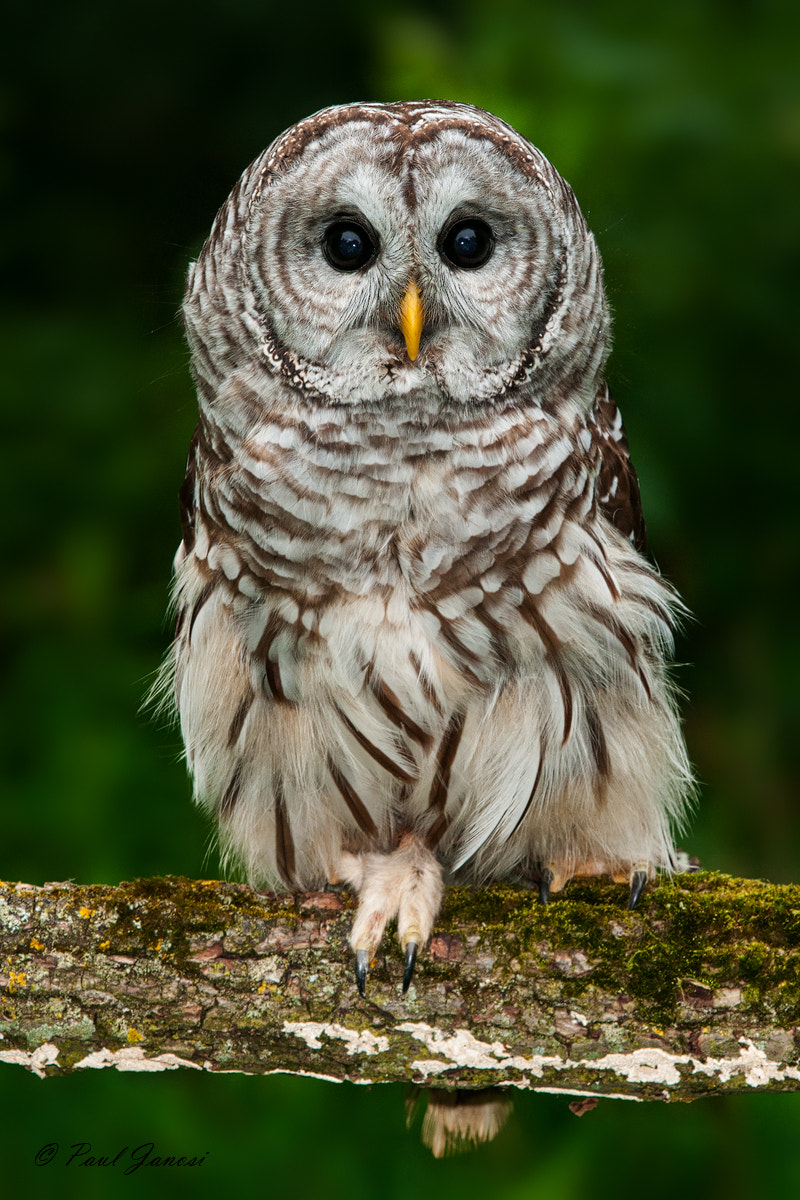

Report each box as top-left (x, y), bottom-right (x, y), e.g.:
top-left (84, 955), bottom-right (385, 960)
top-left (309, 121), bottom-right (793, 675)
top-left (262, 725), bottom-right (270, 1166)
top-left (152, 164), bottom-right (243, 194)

top-left (336, 835), bottom-right (444, 997)
top-left (402, 941), bottom-right (418, 994)
top-left (627, 868), bottom-right (649, 909)
top-left (535, 859), bottom-right (654, 908)
top-left (537, 866), bottom-right (556, 905)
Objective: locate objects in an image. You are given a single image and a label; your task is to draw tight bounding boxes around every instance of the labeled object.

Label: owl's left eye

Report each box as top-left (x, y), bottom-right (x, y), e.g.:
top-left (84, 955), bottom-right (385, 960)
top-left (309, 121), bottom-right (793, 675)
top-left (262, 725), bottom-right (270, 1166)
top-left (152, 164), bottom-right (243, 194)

top-left (439, 218), bottom-right (494, 269)
top-left (322, 221), bottom-right (377, 272)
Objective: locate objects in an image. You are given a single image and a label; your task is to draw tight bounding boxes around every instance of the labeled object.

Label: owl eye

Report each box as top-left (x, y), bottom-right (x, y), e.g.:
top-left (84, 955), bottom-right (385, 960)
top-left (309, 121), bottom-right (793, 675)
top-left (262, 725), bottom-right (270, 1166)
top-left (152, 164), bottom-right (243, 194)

top-left (440, 219), bottom-right (494, 269)
top-left (322, 220), bottom-right (377, 271)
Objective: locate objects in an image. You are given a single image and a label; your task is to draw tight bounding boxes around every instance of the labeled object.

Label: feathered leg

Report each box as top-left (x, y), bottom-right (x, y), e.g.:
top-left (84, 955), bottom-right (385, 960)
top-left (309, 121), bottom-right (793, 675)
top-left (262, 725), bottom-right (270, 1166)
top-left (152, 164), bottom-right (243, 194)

top-left (337, 834), bottom-right (444, 996)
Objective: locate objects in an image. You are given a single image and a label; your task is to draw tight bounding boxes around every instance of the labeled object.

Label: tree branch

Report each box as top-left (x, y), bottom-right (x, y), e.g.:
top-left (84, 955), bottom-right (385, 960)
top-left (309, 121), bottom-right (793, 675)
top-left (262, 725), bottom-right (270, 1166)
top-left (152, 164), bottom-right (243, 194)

top-left (1, 873), bottom-right (799, 1102)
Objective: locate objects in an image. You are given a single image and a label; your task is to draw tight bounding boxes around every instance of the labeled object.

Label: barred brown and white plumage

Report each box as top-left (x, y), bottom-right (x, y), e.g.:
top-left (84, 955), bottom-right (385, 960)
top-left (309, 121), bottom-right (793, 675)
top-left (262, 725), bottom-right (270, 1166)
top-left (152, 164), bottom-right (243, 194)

top-left (165, 100), bottom-right (693, 994)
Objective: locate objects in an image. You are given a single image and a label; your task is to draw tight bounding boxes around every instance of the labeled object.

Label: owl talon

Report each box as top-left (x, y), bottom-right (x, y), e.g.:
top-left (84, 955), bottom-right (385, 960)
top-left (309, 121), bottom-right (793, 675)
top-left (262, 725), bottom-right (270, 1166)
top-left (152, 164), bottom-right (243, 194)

top-left (340, 837), bottom-right (443, 995)
top-left (539, 868), bottom-right (554, 905)
top-left (355, 949), bottom-right (370, 998)
top-left (402, 941), bottom-right (418, 994)
top-left (628, 870), bottom-right (648, 909)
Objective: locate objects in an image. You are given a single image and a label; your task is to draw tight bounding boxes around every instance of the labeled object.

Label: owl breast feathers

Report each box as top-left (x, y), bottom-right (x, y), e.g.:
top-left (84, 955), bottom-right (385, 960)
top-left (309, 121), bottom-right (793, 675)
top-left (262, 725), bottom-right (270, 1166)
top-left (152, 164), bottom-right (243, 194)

top-left (167, 100), bottom-right (693, 994)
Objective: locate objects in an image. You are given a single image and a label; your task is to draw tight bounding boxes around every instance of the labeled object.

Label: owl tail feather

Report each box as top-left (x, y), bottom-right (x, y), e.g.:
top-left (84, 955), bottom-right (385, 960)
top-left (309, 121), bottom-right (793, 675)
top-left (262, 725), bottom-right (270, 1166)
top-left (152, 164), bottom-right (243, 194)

top-left (406, 1087), bottom-right (513, 1157)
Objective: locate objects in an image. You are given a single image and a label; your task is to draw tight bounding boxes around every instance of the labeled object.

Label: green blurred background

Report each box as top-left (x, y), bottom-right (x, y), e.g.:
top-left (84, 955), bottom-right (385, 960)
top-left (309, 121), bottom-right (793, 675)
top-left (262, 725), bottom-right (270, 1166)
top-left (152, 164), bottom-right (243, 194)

top-left (3, 0), bottom-right (799, 1194)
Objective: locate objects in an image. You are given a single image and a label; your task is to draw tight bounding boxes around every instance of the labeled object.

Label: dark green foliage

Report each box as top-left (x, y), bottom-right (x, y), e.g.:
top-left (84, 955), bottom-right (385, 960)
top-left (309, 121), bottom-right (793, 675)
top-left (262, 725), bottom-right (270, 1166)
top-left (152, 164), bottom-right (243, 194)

top-left (2, 0), bottom-right (799, 1192)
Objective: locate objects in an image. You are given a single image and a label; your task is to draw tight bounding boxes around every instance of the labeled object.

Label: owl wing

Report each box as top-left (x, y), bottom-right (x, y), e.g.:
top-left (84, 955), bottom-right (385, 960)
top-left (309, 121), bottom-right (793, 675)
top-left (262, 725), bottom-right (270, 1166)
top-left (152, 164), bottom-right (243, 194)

top-left (590, 386), bottom-right (647, 556)
top-left (178, 423), bottom-right (200, 556)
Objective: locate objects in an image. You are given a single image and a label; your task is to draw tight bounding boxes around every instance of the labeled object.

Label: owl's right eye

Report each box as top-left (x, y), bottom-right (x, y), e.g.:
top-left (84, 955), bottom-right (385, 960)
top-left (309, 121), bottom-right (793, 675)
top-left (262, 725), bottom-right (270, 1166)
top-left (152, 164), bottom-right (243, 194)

top-left (322, 221), bottom-right (377, 272)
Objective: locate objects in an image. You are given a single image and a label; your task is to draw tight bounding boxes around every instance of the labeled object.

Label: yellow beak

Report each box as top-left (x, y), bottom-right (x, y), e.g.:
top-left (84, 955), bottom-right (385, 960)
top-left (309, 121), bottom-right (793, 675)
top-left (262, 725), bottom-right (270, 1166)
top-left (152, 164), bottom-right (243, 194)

top-left (398, 280), bottom-right (423, 361)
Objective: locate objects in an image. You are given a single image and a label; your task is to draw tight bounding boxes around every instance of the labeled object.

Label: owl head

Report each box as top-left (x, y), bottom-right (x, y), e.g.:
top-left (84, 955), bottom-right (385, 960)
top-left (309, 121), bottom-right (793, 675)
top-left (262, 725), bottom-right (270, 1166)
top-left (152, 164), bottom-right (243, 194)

top-left (184, 101), bottom-right (609, 418)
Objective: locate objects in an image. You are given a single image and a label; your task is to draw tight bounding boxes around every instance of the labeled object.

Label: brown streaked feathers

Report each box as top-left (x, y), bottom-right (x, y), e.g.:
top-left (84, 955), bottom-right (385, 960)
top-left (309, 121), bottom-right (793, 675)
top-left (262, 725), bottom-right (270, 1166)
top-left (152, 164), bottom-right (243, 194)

top-left (162, 101), bottom-right (694, 1001)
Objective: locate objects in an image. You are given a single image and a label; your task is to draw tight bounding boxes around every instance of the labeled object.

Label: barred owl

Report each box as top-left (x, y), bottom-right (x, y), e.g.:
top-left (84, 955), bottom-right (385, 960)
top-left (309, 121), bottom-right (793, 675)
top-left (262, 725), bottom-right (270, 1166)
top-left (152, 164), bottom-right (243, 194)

top-left (168, 100), bottom-right (693, 995)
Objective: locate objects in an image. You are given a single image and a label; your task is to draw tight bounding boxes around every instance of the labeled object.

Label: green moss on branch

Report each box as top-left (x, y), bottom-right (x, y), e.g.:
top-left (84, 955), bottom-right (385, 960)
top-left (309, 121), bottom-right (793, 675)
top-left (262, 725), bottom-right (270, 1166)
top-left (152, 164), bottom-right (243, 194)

top-left (1, 873), bottom-right (799, 1100)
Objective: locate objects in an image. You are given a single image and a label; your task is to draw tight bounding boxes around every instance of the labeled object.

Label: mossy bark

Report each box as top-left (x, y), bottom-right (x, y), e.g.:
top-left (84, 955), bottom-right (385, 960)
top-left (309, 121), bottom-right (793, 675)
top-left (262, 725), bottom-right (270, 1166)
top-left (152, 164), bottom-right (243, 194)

top-left (1, 872), bottom-right (799, 1100)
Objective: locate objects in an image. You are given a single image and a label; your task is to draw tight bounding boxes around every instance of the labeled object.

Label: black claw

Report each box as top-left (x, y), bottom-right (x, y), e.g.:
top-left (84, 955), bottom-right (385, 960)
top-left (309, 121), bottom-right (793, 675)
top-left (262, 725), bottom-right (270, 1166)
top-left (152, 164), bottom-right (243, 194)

top-left (355, 949), bottom-right (369, 998)
top-left (539, 868), bottom-right (553, 906)
top-left (628, 870), bottom-right (648, 910)
top-left (402, 942), bottom-right (418, 994)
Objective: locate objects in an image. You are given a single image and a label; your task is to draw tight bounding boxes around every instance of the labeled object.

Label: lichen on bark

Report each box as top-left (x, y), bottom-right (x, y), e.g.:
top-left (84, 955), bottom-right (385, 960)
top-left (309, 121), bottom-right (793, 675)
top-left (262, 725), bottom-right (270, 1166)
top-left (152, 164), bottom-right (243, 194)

top-left (1, 872), bottom-right (799, 1100)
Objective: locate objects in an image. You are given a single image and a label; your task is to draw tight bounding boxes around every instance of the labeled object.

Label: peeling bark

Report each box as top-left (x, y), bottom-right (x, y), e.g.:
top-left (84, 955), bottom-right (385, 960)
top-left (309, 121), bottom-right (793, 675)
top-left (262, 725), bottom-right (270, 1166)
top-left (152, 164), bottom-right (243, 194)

top-left (1, 872), bottom-right (799, 1102)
